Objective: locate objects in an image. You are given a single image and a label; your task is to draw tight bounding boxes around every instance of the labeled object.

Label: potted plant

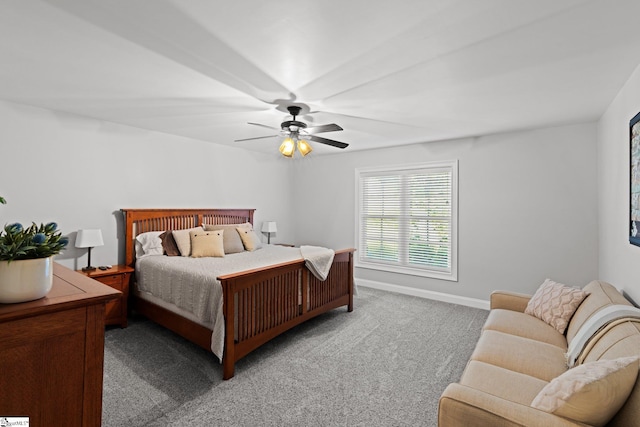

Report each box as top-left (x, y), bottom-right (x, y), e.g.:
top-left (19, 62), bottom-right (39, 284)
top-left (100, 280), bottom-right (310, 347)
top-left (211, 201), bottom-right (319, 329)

top-left (0, 196), bottom-right (69, 303)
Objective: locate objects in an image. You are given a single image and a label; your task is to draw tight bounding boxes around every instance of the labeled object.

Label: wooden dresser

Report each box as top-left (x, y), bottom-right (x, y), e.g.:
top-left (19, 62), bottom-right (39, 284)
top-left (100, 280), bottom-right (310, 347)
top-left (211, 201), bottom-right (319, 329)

top-left (0, 263), bottom-right (120, 427)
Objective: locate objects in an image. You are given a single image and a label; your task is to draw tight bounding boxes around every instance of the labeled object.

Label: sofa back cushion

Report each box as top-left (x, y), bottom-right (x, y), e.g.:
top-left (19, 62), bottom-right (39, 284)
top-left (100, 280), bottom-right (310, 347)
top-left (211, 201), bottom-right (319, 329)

top-left (580, 321), bottom-right (640, 427)
top-left (566, 281), bottom-right (631, 344)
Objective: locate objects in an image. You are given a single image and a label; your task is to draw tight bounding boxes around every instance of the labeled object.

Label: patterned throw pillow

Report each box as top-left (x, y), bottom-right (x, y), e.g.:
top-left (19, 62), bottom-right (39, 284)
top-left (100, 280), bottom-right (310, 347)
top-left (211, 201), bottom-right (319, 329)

top-left (531, 356), bottom-right (639, 426)
top-left (525, 279), bottom-right (588, 334)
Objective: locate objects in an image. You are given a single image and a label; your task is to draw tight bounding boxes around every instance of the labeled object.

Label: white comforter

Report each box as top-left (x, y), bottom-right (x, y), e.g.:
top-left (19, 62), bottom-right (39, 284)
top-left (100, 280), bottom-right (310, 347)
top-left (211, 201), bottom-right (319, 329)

top-left (136, 245), bottom-right (304, 361)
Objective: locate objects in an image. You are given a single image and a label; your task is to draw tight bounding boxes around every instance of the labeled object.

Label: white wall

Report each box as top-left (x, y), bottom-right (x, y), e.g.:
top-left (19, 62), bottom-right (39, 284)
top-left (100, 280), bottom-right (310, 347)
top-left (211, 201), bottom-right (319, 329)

top-left (0, 99), bottom-right (601, 305)
top-left (597, 63), bottom-right (640, 303)
top-left (292, 124), bottom-right (599, 302)
top-left (0, 100), bottom-right (294, 270)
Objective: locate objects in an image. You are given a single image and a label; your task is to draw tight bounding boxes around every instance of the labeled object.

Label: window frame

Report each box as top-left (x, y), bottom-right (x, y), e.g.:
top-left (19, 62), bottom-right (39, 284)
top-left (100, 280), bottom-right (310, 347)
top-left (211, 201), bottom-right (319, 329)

top-left (355, 160), bottom-right (458, 281)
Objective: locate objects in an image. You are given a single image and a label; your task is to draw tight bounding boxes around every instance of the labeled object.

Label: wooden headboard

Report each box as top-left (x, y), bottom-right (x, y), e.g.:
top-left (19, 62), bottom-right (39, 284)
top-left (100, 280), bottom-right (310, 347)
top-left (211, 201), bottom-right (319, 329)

top-left (121, 208), bottom-right (255, 268)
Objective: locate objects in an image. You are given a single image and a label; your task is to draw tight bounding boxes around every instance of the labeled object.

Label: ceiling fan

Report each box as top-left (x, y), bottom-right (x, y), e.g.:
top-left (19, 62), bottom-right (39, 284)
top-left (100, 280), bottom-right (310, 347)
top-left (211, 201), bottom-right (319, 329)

top-left (235, 106), bottom-right (349, 157)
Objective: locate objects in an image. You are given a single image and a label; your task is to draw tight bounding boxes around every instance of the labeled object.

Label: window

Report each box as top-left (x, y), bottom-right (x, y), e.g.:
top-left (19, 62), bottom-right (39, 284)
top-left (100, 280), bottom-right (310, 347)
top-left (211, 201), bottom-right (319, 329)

top-left (356, 161), bottom-right (458, 281)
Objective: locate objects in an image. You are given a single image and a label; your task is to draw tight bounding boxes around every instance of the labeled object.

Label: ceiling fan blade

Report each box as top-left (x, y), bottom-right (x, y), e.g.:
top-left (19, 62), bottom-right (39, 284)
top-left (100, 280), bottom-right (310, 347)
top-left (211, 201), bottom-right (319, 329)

top-left (248, 122), bottom-right (280, 131)
top-left (234, 135), bottom-right (278, 142)
top-left (304, 123), bottom-right (343, 134)
top-left (308, 134), bottom-right (349, 149)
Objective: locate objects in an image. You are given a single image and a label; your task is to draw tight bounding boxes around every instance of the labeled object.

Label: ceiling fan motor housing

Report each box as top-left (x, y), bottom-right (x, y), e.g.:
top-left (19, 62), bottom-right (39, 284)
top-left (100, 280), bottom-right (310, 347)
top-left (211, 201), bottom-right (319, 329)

top-left (282, 106), bottom-right (307, 131)
top-left (281, 120), bottom-right (307, 131)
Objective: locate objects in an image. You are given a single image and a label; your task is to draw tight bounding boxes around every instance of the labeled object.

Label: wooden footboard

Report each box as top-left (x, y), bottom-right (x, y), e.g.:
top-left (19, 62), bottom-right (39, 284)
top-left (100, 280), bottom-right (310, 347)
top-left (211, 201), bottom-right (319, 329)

top-left (121, 208), bottom-right (354, 380)
top-left (218, 249), bottom-right (354, 379)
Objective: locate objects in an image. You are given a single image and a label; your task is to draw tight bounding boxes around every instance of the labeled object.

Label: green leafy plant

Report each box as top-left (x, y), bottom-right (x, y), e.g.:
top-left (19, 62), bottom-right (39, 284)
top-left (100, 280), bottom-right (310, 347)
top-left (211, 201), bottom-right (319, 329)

top-left (0, 197), bottom-right (69, 261)
top-left (0, 222), bottom-right (69, 262)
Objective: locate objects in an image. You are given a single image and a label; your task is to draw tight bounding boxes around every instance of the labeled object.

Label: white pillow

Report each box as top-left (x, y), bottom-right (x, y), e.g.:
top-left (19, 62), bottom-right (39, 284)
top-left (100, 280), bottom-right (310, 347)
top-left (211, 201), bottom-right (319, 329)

top-left (172, 226), bottom-right (204, 257)
top-left (531, 356), bottom-right (639, 426)
top-left (236, 225), bottom-right (262, 251)
top-left (135, 231), bottom-right (164, 258)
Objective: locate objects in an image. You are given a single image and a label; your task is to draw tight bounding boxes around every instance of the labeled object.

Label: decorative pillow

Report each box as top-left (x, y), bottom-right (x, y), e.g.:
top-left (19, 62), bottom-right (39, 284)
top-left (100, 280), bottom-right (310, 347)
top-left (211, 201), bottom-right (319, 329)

top-left (190, 230), bottom-right (224, 258)
top-left (159, 230), bottom-right (180, 257)
top-left (236, 225), bottom-right (262, 251)
top-left (172, 226), bottom-right (204, 257)
top-left (202, 223), bottom-right (247, 254)
top-left (135, 231), bottom-right (164, 258)
top-left (531, 356), bottom-right (639, 426)
top-left (525, 279), bottom-right (588, 334)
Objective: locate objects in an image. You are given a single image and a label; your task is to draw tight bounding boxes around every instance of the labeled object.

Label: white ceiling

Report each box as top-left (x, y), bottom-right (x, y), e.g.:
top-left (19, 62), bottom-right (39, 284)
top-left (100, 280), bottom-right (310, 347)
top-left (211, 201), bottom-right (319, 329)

top-left (1, 0), bottom-right (639, 156)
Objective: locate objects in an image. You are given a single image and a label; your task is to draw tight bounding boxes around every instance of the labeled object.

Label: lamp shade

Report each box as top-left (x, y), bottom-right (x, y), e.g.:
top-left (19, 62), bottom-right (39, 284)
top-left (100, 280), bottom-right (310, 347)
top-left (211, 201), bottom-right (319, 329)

top-left (279, 138), bottom-right (295, 157)
top-left (261, 222), bottom-right (277, 233)
top-left (298, 139), bottom-right (312, 156)
top-left (75, 229), bottom-right (104, 248)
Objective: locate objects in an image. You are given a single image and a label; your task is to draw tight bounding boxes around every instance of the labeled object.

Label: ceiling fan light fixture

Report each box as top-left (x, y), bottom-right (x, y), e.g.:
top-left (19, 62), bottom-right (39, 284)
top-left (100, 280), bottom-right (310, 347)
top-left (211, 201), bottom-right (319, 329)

top-left (279, 137), bottom-right (295, 157)
top-left (297, 139), bottom-right (312, 156)
top-left (242, 105), bottom-right (348, 155)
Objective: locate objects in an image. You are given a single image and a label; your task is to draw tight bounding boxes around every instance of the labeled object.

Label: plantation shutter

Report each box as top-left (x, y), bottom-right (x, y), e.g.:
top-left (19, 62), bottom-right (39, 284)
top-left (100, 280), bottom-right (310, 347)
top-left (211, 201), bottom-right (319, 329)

top-left (357, 162), bottom-right (456, 279)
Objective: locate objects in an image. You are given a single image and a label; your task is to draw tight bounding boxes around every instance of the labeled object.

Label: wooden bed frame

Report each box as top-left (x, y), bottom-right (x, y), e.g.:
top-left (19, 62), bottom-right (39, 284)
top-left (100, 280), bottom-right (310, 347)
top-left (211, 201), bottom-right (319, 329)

top-left (121, 208), bottom-right (355, 380)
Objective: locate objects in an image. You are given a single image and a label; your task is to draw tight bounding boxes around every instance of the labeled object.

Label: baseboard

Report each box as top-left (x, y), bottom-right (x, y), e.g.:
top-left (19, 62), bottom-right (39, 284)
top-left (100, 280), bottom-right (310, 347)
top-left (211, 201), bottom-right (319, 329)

top-left (356, 278), bottom-right (490, 310)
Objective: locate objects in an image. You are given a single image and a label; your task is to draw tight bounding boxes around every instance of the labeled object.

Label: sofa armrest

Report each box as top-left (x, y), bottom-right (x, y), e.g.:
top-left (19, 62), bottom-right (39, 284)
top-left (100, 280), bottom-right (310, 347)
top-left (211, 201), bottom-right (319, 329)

top-left (438, 384), bottom-right (589, 427)
top-left (490, 290), bottom-right (531, 312)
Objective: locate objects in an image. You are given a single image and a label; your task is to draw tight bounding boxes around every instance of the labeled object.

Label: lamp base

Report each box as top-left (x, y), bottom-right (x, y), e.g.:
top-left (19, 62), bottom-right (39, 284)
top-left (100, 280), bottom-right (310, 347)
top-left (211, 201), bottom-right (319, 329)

top-left (82, 266), bottom-right (97, 272)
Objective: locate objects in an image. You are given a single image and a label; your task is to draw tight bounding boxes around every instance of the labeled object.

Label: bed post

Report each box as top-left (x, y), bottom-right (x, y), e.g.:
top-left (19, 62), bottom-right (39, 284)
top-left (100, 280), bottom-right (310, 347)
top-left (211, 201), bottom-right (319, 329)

top-left (122, 210), bottom-right (135, 269)
top-left (348, 250), bottom-right (354, 312)
top-left (222, 279), bottom-right (236, 380)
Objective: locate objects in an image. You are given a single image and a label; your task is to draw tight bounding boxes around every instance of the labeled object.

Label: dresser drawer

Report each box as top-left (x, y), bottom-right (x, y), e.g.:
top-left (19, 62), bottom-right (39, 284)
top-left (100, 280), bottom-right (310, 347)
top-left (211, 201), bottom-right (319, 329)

top-left (96, 274), bottom-right (123, 288)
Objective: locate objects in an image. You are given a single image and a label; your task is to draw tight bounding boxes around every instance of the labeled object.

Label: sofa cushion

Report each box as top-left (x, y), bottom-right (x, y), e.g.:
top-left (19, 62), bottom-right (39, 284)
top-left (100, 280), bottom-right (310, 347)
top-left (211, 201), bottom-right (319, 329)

top-left (566, 280), bottom-right (632, 344)
top-left (470, 330), bottom-right (568, 382)
top-left (531, 356), bottom-right (639, 427)
top-left (525, 279), bottom-right (588, 334)
top-left (460, 360), bottom-right (548, 406)
top-left (483, 309), bottom-right (567, 349)
top-left (580, 321), bottom-right (640, 364)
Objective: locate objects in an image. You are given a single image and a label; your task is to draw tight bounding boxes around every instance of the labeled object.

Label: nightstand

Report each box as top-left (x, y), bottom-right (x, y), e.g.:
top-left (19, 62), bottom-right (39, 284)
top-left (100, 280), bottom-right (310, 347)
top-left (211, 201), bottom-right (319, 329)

top-left (78, 265), bottom-right (133, 328)
top-left (275, 243), bottom-right (295, 247)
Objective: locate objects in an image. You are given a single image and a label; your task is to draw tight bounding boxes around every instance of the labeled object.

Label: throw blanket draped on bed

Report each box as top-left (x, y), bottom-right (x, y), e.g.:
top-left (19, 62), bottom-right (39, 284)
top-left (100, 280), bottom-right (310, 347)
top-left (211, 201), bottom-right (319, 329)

top-left (300, 245), bottom-right (335, 281)
top-left (566, 304), bottom-right (640, 367)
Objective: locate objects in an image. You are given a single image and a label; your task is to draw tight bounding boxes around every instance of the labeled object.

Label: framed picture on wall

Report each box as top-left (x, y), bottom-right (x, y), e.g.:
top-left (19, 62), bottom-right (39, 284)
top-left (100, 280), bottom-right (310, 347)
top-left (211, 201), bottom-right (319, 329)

top-left (630, 111), bottom-right (640, 246)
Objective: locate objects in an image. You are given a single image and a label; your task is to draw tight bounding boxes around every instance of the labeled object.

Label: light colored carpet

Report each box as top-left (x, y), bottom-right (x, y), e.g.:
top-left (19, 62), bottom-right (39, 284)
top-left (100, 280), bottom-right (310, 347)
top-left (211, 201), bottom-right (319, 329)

top-left (102, 287), bottom-right (488, 427)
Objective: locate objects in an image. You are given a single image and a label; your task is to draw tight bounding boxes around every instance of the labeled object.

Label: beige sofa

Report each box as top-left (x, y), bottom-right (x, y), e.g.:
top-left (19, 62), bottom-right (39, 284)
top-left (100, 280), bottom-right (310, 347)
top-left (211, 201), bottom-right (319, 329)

top-left (438, 280), bottom-right (640, 426)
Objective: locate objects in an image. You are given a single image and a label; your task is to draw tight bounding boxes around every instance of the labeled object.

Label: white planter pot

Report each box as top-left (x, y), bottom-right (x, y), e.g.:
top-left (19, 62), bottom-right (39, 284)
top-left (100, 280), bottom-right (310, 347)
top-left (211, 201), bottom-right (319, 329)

top-left (0, 256), bottom-right (54, 304)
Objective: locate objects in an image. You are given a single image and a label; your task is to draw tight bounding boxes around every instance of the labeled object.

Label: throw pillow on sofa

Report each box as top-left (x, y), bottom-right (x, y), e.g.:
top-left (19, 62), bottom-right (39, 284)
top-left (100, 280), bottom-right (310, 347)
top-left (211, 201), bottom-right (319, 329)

top-left (531, 356), bottom-right (639, 426)
top-left (525, 279), bottom-right (588, 334)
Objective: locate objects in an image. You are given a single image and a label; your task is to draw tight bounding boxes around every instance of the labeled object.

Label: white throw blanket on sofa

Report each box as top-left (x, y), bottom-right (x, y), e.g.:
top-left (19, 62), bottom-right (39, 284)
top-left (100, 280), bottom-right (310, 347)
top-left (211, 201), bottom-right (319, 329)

top-left (300, 245), bottom-right (335, 281)
top-left (566, 304), bottom-right (640, 367)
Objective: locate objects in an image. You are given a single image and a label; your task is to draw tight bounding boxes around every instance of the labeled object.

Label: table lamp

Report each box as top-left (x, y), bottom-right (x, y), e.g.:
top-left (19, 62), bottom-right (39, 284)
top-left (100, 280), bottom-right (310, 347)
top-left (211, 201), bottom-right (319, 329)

top-left (261, 221), bottom-right (277, 244)
top-left (75, 229), bottom-right (104, 271)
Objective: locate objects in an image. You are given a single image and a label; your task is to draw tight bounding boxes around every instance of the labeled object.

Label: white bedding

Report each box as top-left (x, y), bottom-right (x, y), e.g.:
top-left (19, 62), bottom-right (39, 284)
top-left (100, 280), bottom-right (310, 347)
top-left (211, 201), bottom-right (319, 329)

top-left (135, 244), bottom-right (304, 361)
